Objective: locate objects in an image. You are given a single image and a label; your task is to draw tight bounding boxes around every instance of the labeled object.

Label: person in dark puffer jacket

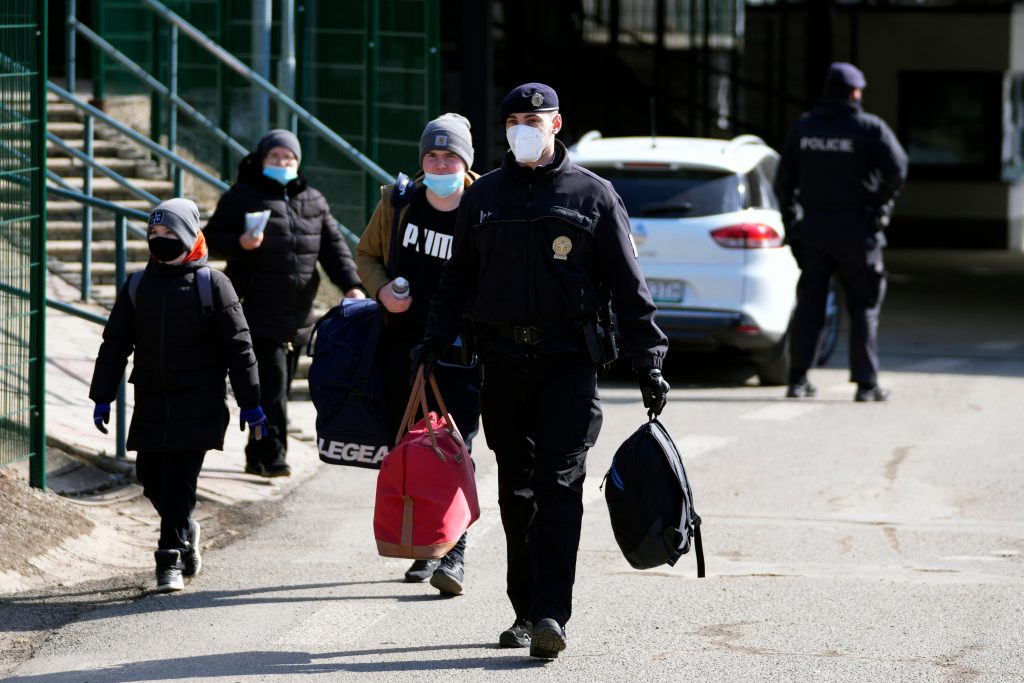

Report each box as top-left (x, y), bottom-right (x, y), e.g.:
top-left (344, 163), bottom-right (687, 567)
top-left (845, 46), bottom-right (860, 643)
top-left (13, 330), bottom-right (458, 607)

top-left (90, 198), bottom-right (267, 594)
top-left (205, 130), bottom-right (365, 477)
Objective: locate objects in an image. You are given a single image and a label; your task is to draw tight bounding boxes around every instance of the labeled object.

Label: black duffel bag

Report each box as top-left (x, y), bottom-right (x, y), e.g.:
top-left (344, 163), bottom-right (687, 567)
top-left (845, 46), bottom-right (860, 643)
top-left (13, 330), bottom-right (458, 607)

top-left (603, 418), bottom-right (705, 575)
top-left (307, 298), bottom-right (392, 469)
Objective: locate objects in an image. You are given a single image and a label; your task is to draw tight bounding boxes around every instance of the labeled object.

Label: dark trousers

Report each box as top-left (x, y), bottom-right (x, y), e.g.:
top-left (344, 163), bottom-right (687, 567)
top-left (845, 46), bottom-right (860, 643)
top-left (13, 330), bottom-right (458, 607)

top-left (246, 337), bottom-right (300, 466)
top-left (790, 241), bottom-right (886, 385)
top-left (136, 450), bottom-right (206, 551)
top-left (377, 326), bottom-right (481, 449)
top-left (480, 354), bottom-right (603, 627)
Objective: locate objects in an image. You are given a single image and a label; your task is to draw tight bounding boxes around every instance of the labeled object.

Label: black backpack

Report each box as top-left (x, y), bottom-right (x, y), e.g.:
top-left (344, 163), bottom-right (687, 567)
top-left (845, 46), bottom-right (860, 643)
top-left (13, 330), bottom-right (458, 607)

top-left (128, 266), bottom-right (214, 317)
top-left (603, 418), bottom-right (705, 576)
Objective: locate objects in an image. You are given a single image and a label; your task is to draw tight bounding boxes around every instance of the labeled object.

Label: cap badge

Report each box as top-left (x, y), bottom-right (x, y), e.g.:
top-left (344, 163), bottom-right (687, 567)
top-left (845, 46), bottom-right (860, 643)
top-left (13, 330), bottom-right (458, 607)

top-left (149, 210), bottom-right (163, 225)
top-left (531, 92), bottom-right (544, 108)
top-left (435, 134), bottom-right (448, 147)
top-left (552, 236), bottom-right (572, 261)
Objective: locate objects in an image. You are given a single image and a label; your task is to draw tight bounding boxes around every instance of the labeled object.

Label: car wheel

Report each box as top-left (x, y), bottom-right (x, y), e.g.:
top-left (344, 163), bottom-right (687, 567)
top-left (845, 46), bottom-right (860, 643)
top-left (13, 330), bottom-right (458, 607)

top-left (757, 333), bottom-right (789, 387)
top-left (815, 277), bottom-right (841, 366)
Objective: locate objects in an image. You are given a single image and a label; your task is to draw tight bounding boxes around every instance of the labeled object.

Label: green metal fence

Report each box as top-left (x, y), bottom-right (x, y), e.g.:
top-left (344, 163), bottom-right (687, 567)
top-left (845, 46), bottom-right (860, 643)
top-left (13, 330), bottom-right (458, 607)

top-left (93, 0), bottom-right (440, 233)
top-left (0, 0), bottom-right (47, 488)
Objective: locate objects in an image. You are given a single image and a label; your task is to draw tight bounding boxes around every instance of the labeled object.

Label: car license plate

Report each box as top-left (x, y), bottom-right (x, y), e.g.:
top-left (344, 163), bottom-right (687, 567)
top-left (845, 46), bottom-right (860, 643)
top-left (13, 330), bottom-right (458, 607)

top-left (648, 279), bottom-right (684, 304)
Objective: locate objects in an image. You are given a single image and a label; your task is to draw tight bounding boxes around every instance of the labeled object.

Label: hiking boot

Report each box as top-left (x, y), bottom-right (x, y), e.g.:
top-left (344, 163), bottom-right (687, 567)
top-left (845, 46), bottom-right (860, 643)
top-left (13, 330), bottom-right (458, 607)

top-left (153, 549), bottom-right (184, 593)
top-left (786, 379), bottom-right (817, 398)
top-left (260, 455), bottom-right (291, 478)
top-left (855, 384), bottom-right (890, 402)
top-left (429, 553), bottom-right (464, 596)
top-left (404, 559), bottom-right (441, 583)
top-left (181, 520), bottom-right (201, 577)
top-left (498, 618), bottom-right (532, 648)
top-left (530, 618), bottom-right (567, 659)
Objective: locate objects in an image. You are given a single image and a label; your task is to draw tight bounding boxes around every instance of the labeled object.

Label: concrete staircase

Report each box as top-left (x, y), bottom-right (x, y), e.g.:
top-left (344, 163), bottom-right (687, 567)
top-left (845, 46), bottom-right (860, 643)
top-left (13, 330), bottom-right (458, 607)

top-left (46, 95), bottom-right (175, 306)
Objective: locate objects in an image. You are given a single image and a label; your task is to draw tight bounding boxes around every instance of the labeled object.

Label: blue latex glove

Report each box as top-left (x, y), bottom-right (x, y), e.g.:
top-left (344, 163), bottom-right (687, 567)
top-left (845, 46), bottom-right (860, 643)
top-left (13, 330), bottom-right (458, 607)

top-left (240, 406), bottom-right (268, 441)
top-left (93, 403), bottom-right (110, 434)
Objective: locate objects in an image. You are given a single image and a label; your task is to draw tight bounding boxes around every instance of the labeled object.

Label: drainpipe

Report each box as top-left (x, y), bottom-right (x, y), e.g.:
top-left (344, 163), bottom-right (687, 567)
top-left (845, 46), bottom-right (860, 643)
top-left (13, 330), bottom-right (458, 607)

top-left (252, 0), bottom-right (272, 136)
top-left (278, 0), bottom-right (297, 132)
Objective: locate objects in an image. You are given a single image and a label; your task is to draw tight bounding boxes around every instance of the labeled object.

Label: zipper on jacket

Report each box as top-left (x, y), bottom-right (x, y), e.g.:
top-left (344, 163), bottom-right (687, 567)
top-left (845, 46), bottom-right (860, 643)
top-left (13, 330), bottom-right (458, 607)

top-left (284, 191), bottom-right (300, 319)
top-left (160, 279), bottom-right (169, 447)
top-left (525, 183), bottom-right (535, 322)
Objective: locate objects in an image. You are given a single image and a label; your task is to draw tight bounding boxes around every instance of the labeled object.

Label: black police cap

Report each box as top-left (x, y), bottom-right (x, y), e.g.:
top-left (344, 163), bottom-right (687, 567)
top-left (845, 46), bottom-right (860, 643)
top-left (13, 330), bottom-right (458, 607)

top-left (499, 83), bottom-right (559, 122)
top-left (825, 62), bottom-right (866, 90)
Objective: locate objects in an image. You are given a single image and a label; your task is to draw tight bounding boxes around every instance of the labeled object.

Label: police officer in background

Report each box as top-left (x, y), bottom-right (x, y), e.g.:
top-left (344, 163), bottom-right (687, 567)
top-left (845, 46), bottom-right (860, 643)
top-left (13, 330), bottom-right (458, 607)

top-left (775, 62), bottom-right (908, 402)
top-left (412, 83), bottom-right (669, 659)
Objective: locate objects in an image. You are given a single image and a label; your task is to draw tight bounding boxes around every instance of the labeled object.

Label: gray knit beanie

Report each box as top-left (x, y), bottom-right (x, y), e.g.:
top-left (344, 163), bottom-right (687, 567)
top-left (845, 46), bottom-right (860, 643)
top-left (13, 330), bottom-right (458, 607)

top-left (256, 129), bottom-right (302, 164)
top-left (147, 198), bottom-right (200, 250)
top-left (419, 113), bottom-right (474, 169)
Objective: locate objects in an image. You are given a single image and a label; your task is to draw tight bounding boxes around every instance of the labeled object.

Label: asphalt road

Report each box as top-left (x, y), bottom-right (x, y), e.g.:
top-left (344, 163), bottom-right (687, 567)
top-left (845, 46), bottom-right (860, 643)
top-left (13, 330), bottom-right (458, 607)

top-left (6, 250), bottom-right (1024, 682)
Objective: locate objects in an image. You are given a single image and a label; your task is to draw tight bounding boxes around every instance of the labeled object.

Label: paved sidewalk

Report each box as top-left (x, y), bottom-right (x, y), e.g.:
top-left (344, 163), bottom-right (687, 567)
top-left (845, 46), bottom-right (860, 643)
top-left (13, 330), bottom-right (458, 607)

top-left (5, 272), bottom-right (324, 593)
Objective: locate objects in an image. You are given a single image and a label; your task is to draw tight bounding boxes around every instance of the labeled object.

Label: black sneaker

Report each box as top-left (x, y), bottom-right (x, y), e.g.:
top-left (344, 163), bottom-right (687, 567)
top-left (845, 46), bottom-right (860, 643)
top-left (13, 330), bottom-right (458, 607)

top-left (786, 380), bottom-right (817, 398)
top-left (429, 553), bottom-right (464, 596)
top-left (530, 618), bottom-right (567, 659)
top-left (181, 520), bottom-right (201, 577)
top-left (855, 384), bottom-right (890, 402)
top-left (154, 549), bottom-right (184, 594)
top-left (499, 618), bottom-right (532, 648)
top-left (404, 559), bottom-right (441, 583)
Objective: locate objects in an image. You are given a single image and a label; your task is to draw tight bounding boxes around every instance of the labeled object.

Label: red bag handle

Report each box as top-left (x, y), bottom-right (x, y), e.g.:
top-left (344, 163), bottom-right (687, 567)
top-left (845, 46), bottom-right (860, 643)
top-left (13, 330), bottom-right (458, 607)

top-left (396, 366), bottom-right (465, 463)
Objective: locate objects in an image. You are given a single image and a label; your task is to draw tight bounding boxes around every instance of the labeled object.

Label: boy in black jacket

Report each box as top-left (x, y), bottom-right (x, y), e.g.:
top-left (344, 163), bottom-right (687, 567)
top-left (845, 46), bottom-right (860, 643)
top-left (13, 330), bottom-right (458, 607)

top-left (90, 198), bottom-right (268, 593)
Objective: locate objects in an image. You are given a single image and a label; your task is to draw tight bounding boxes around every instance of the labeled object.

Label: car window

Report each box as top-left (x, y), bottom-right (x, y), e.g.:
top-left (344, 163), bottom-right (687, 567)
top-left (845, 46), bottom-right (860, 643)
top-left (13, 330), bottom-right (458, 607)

top-left (584, 166), bottom-right (742, 218)
top-left (744, 171), bottom-right (762, 209)
top-left (757, 159), bottom-right (780, 210)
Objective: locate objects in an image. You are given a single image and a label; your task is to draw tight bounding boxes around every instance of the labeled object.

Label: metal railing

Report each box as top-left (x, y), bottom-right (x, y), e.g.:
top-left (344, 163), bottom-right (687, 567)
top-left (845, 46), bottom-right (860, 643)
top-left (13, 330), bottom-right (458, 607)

top-left (47, 80), bottom-right (230, 300)
top-left (45, 185), bottom-right (151, 461)
top-left (66, 8), bottom-right (249, 159)
top-left (140, 0), bottom-right (394, 187)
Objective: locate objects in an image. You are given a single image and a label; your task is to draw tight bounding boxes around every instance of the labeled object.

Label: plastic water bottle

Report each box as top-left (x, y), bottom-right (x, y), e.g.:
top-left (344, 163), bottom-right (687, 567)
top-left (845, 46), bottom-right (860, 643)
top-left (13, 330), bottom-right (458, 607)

top-left (392, 277), bottom-right (410, 300)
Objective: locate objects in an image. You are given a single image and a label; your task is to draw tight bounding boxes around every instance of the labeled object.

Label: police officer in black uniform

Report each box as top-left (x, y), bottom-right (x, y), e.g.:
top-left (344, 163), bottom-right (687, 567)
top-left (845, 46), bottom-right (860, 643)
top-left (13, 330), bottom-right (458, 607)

top-left (412, 83), bottom-right (669, 659)
top-left (775, 63), bottom-right (908, 402)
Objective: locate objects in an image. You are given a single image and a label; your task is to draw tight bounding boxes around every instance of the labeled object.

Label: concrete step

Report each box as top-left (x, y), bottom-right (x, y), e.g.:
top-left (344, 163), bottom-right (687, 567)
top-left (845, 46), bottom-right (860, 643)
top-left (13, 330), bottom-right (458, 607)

top-left (47, 240), bottom-right (152, 261)
top-left (47, 199), bottom-right (154, 223)
top-left (47, 220), bottom-right (121, 240)
top-left (48, 103), bottom-right (82, 123)
top-left (55, 177), bottom-right (176, 202)
top-left (47, 121), bottom-right (86, 139)
top-left (47, 138), bottom-right (124, 159)
top-left (47, 156), bottom-right (151, 176)
top-left (51, 260), bottom-right (151, 286)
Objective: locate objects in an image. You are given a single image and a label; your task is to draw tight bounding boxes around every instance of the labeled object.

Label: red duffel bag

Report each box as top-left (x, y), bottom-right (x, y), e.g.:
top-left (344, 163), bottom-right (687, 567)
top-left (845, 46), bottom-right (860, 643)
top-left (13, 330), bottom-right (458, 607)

top-left (374, 367), bottom-right (480, 559)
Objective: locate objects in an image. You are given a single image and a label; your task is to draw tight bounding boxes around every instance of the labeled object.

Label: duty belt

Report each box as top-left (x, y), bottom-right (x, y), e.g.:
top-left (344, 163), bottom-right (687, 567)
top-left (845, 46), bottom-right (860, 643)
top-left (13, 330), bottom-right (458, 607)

top-left (476, 320), bottom-right (579, 346)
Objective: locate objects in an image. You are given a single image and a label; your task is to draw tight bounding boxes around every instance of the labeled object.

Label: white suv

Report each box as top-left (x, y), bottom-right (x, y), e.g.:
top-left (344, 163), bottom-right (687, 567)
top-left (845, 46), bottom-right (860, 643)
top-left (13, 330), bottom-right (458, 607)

top-left (570, 132), bottom-right (837, 385)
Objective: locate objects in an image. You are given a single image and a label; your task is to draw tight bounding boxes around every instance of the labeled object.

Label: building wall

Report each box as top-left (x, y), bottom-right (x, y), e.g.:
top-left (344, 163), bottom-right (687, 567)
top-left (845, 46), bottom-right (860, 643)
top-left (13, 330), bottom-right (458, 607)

top-left (844, 10), bottom-right (1020, 250)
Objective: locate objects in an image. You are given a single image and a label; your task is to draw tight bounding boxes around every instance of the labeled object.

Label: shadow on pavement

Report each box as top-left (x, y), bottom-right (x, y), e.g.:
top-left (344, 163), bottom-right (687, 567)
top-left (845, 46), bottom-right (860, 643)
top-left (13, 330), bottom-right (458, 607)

top-left (5, 645), bottom-right (552, 681)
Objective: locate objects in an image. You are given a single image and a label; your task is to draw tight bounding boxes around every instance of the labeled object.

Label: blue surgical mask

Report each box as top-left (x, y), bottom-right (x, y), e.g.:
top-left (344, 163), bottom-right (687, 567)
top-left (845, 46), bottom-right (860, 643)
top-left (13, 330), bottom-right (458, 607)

top-left (422, 171), bottom-right (465, 198)
top-left (263, 165), bottom-right (298, 186)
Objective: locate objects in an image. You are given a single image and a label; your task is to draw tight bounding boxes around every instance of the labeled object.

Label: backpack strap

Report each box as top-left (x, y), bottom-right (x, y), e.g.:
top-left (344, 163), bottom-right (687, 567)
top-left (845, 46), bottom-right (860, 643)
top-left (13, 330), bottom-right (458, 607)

top-left (196, 265), bottom-right (214, 318)
top-left (127, 266), bottom-right (214, 318)
top-left (127, 270), bottom-right (145, 308)
top-left (692, 514), bottom-right (705, 578)
top-left (387, 172), bottom-right (415, 280)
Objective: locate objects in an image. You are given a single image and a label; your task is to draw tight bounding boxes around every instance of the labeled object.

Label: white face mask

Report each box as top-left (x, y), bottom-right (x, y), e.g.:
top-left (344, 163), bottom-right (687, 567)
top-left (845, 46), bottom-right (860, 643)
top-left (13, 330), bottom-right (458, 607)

top-left (506, 124), bottom-right (547, 163)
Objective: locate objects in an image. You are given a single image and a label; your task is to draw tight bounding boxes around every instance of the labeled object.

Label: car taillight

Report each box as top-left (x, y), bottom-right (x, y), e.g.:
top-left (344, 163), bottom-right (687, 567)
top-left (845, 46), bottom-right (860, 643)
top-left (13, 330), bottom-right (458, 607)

top-left (710, 224), bottom-right (784, 249)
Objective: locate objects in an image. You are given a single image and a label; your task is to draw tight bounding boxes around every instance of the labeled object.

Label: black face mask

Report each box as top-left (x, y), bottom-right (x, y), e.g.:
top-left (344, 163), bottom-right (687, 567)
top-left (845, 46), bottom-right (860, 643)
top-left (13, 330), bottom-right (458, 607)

top-left (148, 236), bottom-right (187, 262)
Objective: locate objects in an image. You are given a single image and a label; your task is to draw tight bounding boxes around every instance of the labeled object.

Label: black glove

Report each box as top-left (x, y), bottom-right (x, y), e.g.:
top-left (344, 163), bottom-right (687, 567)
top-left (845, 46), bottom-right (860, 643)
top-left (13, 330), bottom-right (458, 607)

top-left (638, 368), bottom-right (670, 417)
top-left (410, 336), bottom-right (444, 384)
